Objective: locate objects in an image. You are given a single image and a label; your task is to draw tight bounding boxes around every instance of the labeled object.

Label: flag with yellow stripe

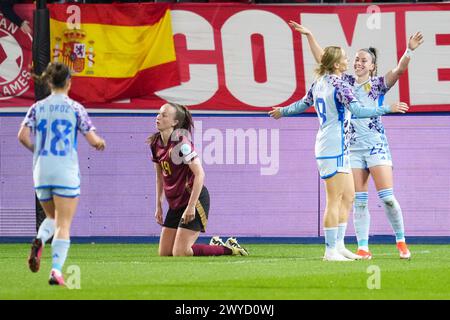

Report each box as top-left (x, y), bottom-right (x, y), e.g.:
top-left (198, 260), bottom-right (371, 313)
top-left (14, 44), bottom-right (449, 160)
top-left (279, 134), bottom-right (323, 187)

top-left (48, 3), bottom-right (180, 104)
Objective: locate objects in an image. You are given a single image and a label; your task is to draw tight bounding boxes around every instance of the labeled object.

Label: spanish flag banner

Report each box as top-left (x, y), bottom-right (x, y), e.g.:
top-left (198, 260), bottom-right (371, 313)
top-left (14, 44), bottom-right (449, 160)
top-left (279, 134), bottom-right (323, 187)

top-left (48, 3), bottom-right (180, 104)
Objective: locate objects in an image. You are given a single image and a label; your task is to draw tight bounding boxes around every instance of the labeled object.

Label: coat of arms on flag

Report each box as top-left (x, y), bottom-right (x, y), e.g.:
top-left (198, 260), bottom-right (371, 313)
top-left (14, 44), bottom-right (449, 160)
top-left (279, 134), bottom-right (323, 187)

top-left (53, 29), bottom-right (95, 74)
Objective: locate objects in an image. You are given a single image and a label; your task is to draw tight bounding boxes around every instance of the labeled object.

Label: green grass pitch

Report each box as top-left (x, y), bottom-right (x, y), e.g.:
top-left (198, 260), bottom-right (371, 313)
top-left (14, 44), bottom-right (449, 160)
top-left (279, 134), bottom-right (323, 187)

top-left (0, 243), bottom-right (449, 300)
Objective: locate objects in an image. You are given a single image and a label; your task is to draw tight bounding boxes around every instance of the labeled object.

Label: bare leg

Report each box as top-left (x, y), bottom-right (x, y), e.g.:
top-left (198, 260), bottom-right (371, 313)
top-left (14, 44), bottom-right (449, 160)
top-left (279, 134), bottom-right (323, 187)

top-left (322, 173), bottom-right (355, 261)
top-left (334, 172), bottom-right (363, 259)
top-left (39, 200), bottom-right (56, 220)
top-left (28, 200), bottom-right (56, 272)
top-left (338, 172), bottom-right (356, 224)
top-left (53, 196), bottom-right (78, 240)
top-left (352, 168), bottom-right (370, 193)
top-left (172, 228), bottom-right (201, 257)
top-left (337, 172), bottom-right (355, 239)
top-left (324, 173), bottom-right (351, 228)
top-left (369, 165), bottom-right (394, 190)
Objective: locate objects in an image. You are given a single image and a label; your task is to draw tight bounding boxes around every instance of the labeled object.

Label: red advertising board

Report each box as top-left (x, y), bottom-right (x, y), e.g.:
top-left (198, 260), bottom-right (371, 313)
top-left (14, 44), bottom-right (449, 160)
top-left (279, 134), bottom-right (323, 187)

top-left (1, 3), bottom-right (449, 112)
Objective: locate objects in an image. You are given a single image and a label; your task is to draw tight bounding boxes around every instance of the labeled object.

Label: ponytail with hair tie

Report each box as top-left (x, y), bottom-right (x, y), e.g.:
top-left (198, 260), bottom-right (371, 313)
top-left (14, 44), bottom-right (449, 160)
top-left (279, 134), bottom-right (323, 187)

top-left (31, 62), bottom-right (71, 90)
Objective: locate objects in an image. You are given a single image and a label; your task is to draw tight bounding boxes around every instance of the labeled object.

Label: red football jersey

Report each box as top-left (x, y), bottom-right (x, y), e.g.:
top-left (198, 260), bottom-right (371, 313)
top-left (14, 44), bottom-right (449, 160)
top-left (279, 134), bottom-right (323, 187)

top-left (151, 132), bottom-right (198, 209)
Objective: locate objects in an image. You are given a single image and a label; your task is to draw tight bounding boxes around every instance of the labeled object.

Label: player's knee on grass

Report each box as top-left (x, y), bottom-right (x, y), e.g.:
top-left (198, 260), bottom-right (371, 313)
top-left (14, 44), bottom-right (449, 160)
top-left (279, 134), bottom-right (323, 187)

top-left (158, 249), bottom-right (172, 257)
top-left (172, 247), bottom-right (192, 257)
top-left (172, 251), bottom-right (183, 257)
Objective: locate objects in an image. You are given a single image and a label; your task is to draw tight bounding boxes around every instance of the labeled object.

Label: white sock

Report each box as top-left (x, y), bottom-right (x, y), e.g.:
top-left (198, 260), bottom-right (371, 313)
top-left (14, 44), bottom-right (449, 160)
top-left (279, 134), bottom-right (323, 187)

top-left (378, 188), bottom-right (406, 242)
top-left (336, 223), bottom-right (347, 249)
top-left (36, 218), bottom-right (55, 245)
top-left (353, 192), bottom-right (370, 250)
top-left (51, 238), bottom-right (70, 272)
top-left (324, 227), bottom-right (338, 252)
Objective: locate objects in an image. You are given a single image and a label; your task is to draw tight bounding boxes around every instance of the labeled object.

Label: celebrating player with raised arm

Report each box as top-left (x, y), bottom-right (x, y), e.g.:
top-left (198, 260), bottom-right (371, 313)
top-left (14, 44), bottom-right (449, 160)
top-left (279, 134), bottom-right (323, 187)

top-left (290, 21), bottom-right (423, 259)
top-left (269, 46), bottom-right (408, 261)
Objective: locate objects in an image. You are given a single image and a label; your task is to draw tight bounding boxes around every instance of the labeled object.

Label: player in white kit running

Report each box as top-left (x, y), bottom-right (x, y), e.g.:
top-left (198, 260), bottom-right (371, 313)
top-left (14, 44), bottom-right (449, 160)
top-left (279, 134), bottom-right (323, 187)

top-left (18, 62), bottom-right (106, 285)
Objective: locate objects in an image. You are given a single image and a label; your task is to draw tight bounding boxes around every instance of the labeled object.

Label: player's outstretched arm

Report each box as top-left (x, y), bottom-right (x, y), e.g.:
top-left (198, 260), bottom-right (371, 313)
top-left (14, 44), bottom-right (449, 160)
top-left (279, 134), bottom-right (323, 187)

top-left (85, 131), bottom-right (106, 151)
top-left (337, 78), bottom-right (408, 117)
top-left (288, 21), bottom-right (323, 63)
top-left (348, 100), bottom-right (409, 117)
top-left (269, 99), bottom-right (311, 119)
top-left (17, 125), bottom-right (34, 152)
top-left (385, 32), bottom-right (424, 88)
top-left (269, 84), bottom-right (315, 120)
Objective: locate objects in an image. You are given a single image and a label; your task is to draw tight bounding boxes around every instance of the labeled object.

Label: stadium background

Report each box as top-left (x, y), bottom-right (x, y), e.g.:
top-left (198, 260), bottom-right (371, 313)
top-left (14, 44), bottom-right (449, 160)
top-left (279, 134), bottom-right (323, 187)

top-left (0, 1), bottom-right (449, 241)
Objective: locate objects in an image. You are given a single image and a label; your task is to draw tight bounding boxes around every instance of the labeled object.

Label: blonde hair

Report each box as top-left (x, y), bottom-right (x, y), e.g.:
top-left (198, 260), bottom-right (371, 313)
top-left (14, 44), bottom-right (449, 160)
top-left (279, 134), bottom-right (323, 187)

top-left (315, 46), bottom-right (344, 77)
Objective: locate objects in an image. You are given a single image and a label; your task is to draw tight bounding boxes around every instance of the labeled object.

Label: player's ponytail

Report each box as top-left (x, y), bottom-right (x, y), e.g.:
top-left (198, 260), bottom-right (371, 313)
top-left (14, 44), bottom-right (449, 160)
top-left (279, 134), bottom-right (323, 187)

top-left (32, 62), bottom-right (71, 90)
top-left (368, 47), bottom-right (378, 77)
top-left (31, 67), bottom-right (51, 87)
top-left (315, 46), bottom-right (344, 77)
top-left (170, 103), bottom-right (194, 134)
top-left (359, 47), bottom-right (378, 77)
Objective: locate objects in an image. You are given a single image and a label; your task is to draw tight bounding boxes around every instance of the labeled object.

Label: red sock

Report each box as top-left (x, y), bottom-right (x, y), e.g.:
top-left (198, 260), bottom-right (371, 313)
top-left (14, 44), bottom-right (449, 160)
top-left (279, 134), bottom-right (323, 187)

top-left (191, 244), bottom-right (232, 256)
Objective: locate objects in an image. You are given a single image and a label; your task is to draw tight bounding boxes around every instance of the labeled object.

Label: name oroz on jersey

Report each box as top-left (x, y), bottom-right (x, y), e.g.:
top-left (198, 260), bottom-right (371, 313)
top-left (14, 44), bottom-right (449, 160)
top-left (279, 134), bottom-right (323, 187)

top-left (38, 104), bottom-right (71, 113)
top-left (175, 303), bottom-right (274, 318)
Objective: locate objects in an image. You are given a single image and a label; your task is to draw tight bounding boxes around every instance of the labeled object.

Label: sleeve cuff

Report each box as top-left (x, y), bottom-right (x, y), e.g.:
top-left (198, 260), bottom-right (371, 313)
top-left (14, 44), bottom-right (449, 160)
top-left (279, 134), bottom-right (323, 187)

top-left (382, 105), bottom-right (391, 114)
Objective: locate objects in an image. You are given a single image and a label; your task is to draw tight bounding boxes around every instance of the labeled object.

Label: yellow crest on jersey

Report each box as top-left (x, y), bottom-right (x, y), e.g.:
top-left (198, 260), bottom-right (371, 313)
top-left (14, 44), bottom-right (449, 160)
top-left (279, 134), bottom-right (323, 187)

top-left (363, 83), bottom-right (372, 92)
